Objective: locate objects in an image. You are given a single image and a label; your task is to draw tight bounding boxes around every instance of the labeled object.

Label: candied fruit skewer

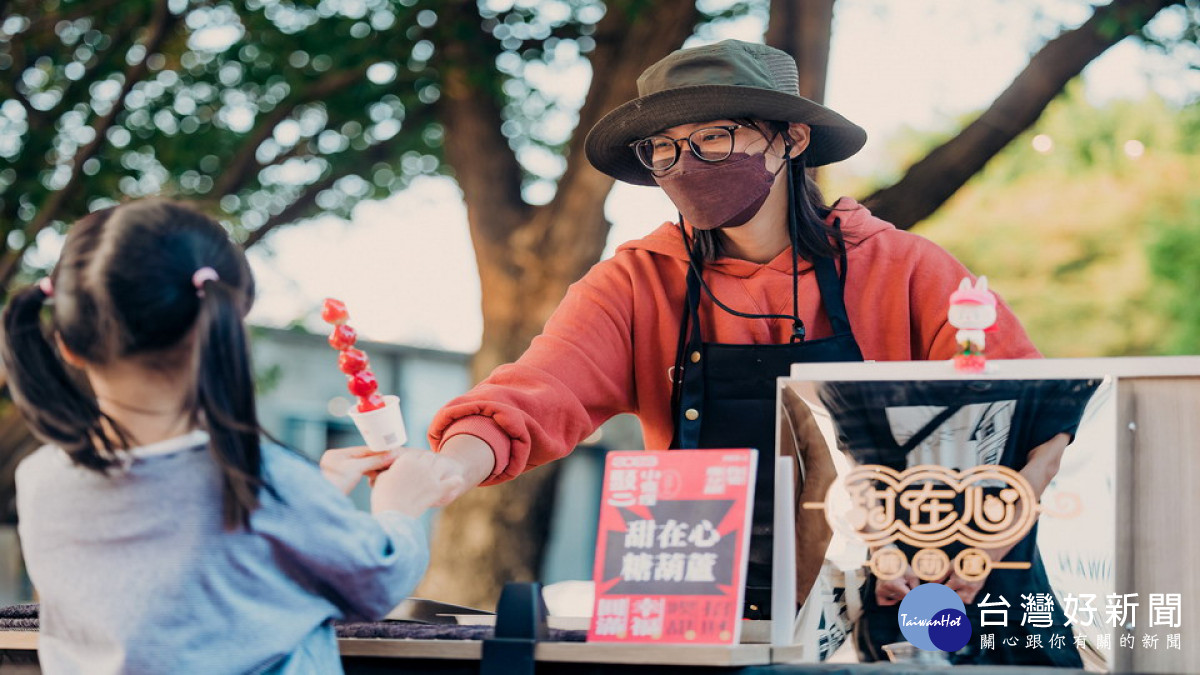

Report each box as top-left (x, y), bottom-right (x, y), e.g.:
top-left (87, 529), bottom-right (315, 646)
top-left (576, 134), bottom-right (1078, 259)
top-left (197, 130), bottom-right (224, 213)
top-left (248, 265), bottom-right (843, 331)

top-left (320, 298), bottom-right (385, 412)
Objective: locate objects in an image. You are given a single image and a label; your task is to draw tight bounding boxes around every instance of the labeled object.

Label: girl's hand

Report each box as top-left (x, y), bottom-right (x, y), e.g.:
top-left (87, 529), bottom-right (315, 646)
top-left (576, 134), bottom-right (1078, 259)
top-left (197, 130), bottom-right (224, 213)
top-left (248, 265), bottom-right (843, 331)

top-left (371, 449), bottom-right (466, 518)
top-left (320, 446), bottom-right (395, 495)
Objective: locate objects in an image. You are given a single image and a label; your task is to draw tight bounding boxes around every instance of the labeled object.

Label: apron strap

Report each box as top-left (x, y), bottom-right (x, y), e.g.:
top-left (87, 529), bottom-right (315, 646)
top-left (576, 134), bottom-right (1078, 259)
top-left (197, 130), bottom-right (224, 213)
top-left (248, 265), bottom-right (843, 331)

top-left (813, 254), bottom-right (853, 337)
top-left (670, 267), bottom-right (704, 449)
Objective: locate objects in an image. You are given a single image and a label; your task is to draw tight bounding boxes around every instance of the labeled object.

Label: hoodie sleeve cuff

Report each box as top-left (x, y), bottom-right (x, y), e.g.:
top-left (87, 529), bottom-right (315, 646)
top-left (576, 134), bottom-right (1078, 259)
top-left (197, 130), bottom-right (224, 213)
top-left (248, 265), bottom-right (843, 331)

top-left (438, 415), bottom-right (513, 484)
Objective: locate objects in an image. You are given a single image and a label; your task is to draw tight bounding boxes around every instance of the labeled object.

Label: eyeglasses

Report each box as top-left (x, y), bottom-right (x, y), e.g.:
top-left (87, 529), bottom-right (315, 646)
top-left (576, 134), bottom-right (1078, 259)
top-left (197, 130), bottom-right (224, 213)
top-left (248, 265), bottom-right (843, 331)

top-left (629, 124), bottom-right (744, 173)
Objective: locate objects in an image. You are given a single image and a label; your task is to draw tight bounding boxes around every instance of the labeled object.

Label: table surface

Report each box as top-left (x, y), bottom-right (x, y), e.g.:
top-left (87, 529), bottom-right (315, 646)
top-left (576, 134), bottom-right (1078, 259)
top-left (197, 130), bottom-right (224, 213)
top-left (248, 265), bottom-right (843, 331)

top-left (0, 629), bottom-right (1093, 674)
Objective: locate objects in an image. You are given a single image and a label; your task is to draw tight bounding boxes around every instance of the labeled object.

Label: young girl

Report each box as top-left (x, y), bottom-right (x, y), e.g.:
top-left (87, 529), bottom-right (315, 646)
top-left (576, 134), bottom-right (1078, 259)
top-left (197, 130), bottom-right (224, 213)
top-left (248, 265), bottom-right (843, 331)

top-left (1, 199), bottom-right (462, 674)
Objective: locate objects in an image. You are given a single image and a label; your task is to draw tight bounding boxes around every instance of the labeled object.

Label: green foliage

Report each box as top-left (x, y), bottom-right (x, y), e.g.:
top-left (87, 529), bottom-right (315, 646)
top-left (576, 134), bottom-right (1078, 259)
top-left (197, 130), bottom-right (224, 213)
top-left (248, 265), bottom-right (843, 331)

top-left (1145, 196), bottom-right (1200, 354)
top-left (912, 85), bottom-right (1200, 357)
top-left (1, 1), bottom-right (425, 246)
top-left (0, 0), bottom-right (637, 284)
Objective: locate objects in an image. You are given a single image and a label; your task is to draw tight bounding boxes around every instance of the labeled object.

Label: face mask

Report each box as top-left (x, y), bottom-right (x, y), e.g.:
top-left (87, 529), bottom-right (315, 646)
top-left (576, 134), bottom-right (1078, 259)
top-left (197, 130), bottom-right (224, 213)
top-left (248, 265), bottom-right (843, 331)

top-left (654, 150), bottom-right (783, 231)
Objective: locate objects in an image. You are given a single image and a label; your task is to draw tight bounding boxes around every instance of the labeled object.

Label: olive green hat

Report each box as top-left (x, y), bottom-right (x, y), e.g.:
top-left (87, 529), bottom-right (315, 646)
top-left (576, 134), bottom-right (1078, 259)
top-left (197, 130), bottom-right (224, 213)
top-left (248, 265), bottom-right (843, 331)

top-left (585, 39), bottom-right (867, 186)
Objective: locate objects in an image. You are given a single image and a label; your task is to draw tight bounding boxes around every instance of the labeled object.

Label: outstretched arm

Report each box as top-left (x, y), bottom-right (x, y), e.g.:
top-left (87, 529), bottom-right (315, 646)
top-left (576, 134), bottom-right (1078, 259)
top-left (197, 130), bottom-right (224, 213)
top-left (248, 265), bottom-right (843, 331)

top-left (433, 433), bottom-right (498, 502)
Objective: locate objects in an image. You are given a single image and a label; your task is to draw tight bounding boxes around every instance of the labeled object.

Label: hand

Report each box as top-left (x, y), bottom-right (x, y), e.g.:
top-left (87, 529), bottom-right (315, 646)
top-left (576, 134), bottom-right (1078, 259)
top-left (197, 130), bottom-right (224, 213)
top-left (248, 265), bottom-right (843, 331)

top-left (371, 448), bottom-right (466, 518)
top-left (945, 571), bottom-right (987, 605)
top-left (424, 449), bottom-right (475, 502)
top-left (320, 446), bottom-right (395, 495)
top-left (875, 564), bottom-right (919, 606)
top-left (1020, 432), bottom-right (1071, 497)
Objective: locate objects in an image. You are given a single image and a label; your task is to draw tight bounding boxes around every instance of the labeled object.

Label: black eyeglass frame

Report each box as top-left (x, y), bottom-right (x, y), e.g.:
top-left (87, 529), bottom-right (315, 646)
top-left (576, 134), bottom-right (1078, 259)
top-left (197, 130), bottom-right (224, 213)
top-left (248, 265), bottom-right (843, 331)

top-left (628, 124), bottom-right (746, 174)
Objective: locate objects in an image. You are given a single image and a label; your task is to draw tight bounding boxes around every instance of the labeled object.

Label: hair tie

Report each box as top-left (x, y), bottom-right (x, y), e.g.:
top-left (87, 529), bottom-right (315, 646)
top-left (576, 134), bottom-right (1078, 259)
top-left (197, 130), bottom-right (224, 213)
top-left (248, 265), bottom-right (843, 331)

top-left (192, 267), bottom-right (219, 297)
top-left (37, 277), bottom-right (54, 298)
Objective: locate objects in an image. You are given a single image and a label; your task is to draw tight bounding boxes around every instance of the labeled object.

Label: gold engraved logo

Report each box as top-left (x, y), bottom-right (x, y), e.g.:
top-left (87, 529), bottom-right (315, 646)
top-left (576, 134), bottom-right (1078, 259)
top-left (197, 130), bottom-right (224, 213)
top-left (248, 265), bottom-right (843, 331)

top-left (805, 464), bottom-right (1072, 580)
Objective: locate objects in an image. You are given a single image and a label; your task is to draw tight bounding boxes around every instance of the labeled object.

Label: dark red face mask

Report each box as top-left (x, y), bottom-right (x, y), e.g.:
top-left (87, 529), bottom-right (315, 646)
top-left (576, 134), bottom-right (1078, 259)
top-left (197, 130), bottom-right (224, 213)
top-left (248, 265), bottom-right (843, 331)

top-left (653, 150), bottom-right (783, 231)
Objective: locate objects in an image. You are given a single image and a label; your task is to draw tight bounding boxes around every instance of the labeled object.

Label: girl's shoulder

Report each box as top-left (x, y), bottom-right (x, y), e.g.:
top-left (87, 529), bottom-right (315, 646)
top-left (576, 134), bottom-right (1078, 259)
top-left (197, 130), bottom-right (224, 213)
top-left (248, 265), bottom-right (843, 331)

top-left (15, 444), bottom-right (71, 485)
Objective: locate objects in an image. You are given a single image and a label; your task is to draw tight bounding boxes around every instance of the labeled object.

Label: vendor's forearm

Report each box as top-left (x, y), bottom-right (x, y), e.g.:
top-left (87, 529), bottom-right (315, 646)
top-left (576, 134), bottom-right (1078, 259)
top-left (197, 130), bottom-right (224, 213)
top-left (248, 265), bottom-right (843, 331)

top-left (1020, 432), bottom-right (1070, 498)
top-left (437, 433), bottom-right (498, 487)
top-left (975, 433), bottom-right (1073, 564)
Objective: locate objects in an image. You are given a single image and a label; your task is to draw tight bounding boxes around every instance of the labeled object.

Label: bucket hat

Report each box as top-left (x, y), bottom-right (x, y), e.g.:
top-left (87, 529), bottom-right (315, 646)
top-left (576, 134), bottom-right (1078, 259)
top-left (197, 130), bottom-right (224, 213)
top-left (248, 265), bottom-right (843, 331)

top-left (585, 39), bottom-right (867, 186)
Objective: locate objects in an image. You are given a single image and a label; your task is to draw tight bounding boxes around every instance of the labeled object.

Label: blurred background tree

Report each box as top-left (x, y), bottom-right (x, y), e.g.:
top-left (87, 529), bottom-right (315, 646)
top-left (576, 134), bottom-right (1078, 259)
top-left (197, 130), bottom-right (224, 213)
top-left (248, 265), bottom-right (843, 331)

top-left (1146, 196), bottom-right (1200, 353)
top-left (1, 0), bottom-right (1197, 607)
top-left (913, 84), bottom-right (1200, 358)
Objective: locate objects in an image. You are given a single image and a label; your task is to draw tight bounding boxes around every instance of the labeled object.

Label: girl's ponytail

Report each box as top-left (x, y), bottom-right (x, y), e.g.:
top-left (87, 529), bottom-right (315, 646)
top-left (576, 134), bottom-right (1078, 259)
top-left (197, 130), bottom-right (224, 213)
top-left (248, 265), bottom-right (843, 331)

top-left (193, 274), bottom-right (262, 530)
top-left (5, 201), bottom-right (268, 528)
top-left (1, 282), bottom-right (129, 470)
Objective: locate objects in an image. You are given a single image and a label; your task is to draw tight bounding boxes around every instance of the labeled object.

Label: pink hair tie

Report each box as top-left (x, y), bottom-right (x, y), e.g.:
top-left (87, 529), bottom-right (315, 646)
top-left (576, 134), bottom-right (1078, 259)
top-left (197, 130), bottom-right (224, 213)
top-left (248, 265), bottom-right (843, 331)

top-left (192, 266), bottom-right (220, 297)
top-left (37, 277), bottom-right (54, 298)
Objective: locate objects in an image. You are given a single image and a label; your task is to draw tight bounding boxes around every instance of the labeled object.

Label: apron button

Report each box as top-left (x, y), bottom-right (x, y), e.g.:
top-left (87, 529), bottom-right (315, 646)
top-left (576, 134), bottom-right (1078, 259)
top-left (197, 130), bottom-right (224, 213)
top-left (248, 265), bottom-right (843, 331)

top-left (690, 351), bottom-right (701, 363)
top-left (685, 408), bottom-right (700, 421)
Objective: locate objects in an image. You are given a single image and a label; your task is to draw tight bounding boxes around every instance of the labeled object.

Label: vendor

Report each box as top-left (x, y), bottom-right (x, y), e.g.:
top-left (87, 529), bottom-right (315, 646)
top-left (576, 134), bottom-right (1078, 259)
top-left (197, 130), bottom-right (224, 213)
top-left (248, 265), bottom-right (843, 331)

top-left (424, 40), bottom-right (1039, 623)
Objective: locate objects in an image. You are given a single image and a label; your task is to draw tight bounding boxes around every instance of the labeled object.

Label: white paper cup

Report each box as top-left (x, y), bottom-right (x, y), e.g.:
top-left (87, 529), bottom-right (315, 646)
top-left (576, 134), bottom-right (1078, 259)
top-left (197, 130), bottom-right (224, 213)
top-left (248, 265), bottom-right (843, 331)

top-left (347, 394), bottom-right (407, 455)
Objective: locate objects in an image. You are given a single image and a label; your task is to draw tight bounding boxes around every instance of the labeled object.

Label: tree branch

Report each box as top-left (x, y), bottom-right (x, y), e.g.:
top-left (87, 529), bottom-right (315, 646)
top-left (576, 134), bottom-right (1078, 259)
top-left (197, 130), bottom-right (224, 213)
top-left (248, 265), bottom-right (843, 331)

top-left (0, 0), bottom-right (179, 287)
top-left (536, 0), bottom-right (699, 277)
top-left (239, 137), bottom-right (395, 248)
top-left (239, 172), bottom-right (340, 249)
top-left (436, 0), bottom-right (529, 246)
top-left (862, 0), bottom-right (1182, 230)
top-left (49, 12), bottom-right (143, 120)
top-left (211, 64), bottom-right (371, 198)
top-left (3, 27), bottom-right (39, 126)
top-left (6, 0), bottom-right (139, 131)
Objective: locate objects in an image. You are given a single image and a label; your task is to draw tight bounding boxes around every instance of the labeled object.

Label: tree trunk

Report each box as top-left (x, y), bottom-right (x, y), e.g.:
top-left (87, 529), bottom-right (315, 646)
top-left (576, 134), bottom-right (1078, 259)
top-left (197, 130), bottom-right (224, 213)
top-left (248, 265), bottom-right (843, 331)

top-left (766, 0), bottom-right (834, 104)
top-left (417, 0), bottom-right (700, 609)
top-left (863, 0), bottom-right (1182, 230)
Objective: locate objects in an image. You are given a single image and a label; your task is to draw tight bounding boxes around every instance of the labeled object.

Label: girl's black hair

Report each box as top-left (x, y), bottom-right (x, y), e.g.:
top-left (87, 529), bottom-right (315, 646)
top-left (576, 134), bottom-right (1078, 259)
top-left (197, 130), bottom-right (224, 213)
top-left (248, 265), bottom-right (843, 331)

top-left (689, 119), bottom-right (848, 263)
top-left (1, 200), bottom-right (265, 530)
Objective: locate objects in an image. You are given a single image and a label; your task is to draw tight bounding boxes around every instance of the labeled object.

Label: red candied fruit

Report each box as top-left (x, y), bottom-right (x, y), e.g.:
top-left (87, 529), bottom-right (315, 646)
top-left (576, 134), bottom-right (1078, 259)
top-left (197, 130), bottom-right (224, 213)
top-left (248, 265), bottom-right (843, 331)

top-left (357, 393), bottom-right (385, 412)
top-left (347, 370), bottom-right (379, 397)
top-left (328, 324), bottom-right (357, 350)
top-left (321, 298), bottom-right (350, 325)
top-left (338, 348), bottom-right (369, 375)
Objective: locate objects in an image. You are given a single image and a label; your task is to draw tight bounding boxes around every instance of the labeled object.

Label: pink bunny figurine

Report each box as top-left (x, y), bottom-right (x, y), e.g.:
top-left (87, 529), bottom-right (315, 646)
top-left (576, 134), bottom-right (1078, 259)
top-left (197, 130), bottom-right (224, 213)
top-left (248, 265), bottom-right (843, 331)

top-left (947, 276), bottom-right (998, 372)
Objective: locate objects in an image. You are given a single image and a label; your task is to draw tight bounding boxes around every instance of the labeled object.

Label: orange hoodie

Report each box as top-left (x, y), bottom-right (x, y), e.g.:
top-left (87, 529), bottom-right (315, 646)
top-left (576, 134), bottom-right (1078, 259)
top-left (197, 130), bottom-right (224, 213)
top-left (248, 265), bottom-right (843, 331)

top-left (429, 198), bottom-right (1039, 484)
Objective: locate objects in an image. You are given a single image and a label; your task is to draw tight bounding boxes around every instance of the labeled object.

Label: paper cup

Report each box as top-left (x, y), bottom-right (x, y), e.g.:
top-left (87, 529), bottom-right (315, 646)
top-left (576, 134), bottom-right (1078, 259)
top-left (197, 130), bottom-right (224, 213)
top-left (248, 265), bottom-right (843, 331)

top-left (347, 394), bottom-right (407, 455)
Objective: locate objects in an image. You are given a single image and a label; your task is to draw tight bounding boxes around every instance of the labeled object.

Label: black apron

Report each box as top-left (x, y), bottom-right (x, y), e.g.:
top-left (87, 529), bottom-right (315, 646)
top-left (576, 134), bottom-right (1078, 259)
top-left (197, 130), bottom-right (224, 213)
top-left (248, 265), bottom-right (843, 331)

top-left (671, 254), bottom-right (863, 619)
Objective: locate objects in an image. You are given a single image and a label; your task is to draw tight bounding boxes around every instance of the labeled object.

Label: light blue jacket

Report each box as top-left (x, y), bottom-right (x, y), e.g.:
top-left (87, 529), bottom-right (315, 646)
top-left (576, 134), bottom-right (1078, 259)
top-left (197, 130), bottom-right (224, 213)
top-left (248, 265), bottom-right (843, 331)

top-left (17, 430), bottom-right (427, 674)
